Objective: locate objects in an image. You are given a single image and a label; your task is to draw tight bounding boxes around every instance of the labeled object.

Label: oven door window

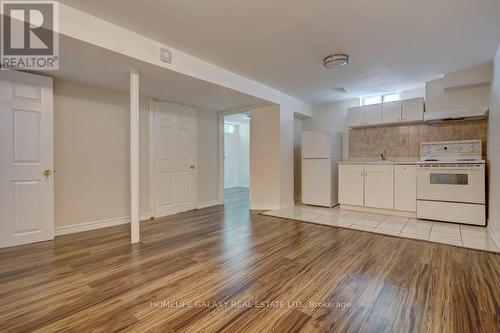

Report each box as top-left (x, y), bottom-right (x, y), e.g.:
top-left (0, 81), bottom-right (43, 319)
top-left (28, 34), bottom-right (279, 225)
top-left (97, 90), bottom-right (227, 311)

top-left (430, 173), bottom-right (468, 185)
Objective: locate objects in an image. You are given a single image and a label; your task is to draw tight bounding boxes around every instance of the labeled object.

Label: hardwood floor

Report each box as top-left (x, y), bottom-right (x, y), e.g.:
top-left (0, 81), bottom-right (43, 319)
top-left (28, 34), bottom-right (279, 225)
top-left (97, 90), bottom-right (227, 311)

top-left (0, 187), bottom-right (499, 332)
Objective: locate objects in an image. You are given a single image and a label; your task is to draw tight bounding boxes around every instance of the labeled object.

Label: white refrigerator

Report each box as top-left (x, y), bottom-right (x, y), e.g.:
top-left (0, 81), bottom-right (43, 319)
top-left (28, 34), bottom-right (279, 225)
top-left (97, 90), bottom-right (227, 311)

top-left (301, 130), bottom-right (342, 207)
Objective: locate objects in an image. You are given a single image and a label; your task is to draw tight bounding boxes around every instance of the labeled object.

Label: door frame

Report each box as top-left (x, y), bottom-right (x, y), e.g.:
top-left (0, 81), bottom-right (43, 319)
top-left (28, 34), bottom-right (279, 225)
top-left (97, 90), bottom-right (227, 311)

top-left (217, 108), bottom-right (251, 205)
top-left (149, 99), bottom-right (198, 218)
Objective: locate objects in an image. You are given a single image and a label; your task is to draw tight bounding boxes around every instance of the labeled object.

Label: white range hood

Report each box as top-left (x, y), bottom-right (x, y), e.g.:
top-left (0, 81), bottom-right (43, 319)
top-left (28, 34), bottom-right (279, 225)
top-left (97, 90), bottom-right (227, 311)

top-left (424, 106), bottom-right (488, 122)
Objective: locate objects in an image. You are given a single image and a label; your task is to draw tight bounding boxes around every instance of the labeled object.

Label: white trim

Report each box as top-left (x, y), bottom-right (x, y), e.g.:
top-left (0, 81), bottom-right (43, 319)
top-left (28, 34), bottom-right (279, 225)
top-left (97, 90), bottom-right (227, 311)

top-left (488, 223), bottom-right (500, 249)
top-left (250, 204), bottom-right (281, 211)
top-left (217, 113), bottom-right (225, 205)
top-left (340, 204), bottom-right (417, 218)
top-left (250, 203), bottom-right (294, 211)
top-left (130, 70), bottom-right (140, 244)
top-left (148, 99), bottom-right (155, 220)
top-left (54, 216), bottom-right (131, 236)
top-left (193, 110), bottom-right (199, 210)
top-left (140, 212), bottom-right (153, 221)
top-left (279, 202), bottom-right (295, 210)
top-left (197, 201), bottom-right (220, 209)
top-left (55, 213), bottom-right (154, 236)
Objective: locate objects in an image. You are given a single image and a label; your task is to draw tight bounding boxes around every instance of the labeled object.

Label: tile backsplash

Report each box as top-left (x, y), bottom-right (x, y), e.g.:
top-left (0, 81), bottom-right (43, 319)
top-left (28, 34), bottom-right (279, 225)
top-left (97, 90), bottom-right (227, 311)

top-left (349, 120), bottom-right (487, 158)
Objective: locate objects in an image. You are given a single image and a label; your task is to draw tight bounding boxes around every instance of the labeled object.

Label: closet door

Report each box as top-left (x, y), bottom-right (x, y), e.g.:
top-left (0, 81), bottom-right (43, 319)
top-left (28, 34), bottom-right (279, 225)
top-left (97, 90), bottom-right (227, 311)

top-left (0, 71), bottom-right (54, 248)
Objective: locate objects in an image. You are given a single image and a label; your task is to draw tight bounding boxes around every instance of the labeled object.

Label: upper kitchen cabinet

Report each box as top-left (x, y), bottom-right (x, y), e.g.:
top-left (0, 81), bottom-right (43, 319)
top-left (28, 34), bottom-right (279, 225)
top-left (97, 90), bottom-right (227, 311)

top-left (349, 98), bottom-right (424, 128)
top-left (348, 104), bottom-right (383, 127)
top-left (363, 104), bottom-right (383, 125)
top-left (401, 97), bottom-right (424, 122)
top-left (382, 100), bottom-right (402, 123)
top-left (347, 106), bottom-right (364, 127)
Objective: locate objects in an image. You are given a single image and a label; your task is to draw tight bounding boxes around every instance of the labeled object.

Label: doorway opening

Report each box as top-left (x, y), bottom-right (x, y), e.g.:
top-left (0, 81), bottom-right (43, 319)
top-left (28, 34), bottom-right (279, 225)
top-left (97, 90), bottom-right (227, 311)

top-left (222, 113), bottom-right (250, 206)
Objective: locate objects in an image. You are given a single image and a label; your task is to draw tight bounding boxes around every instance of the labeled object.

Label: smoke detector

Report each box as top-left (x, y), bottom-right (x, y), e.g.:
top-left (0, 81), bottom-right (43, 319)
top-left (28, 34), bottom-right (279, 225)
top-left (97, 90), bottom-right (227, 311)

top-left (323, 54), bottom-right (349, 69)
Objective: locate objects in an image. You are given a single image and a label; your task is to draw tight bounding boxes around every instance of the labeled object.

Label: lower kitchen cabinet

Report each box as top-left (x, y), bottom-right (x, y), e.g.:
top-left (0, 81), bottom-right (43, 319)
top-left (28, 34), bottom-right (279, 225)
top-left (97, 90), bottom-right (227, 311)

top-left (364, 164), bottom-right (394, 209)
top-left (338, 164), bottom-right (364, 206)
top-left (394, 165), bottom-right (417, 212)
top-left (338, 163), bottom-right (417, 214)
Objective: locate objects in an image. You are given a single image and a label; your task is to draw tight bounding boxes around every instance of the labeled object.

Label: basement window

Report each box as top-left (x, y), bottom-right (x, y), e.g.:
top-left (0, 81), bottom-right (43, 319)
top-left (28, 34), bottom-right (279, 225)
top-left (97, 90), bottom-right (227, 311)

top-left (224, 124), bottom-right (235, 134)
top-left (383, 93), bottom-right (401, 103)
top-left (362, 95), bottom-right (382, 105)
top-left (362, 93), bottom-right (401, 105)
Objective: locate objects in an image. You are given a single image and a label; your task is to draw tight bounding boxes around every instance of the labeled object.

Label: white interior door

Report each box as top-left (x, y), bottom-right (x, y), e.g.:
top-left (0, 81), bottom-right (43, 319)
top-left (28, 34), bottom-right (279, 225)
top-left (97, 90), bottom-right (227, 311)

top-left (0, 71), bottom-right (54, 248)
top-left (152, 101), bottom-right (197, 217)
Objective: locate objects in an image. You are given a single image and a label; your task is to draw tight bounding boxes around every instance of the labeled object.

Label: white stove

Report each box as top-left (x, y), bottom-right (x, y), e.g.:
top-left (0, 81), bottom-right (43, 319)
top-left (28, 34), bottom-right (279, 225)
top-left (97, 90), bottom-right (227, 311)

top-left (416, 140), bottom-right (486, 226)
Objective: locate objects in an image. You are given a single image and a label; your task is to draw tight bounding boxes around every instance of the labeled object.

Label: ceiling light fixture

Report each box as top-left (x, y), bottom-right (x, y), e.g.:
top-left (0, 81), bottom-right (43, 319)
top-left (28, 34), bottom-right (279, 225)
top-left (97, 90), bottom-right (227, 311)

top-left (323, 54), bottom-right (349, 69)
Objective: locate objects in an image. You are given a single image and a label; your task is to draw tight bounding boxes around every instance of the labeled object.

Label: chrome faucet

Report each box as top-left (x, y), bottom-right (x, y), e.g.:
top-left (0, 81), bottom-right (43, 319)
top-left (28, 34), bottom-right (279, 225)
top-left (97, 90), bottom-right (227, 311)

top-left (380, 152), bottom-right (387, 161)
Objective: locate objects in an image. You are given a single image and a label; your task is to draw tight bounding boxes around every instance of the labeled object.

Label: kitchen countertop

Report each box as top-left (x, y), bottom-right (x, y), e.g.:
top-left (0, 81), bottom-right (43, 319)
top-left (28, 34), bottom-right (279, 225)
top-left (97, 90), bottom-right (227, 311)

top-left (338, 158), bottom-right (418, 165)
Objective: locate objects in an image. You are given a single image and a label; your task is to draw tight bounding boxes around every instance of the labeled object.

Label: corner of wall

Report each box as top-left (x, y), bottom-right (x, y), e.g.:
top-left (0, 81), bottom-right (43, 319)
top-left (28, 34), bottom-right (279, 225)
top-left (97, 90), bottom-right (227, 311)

top-left (487, 45), bottom-right (500, 242)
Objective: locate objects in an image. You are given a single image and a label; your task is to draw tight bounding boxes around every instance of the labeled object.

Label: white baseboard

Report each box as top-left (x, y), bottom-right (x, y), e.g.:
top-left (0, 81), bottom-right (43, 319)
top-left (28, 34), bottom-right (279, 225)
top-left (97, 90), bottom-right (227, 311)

top-left (54, 216), bottom-right (130, 236)
top-left (249, 204), bottom-right (278, 211)
top-left (249, 203), bottom-right (294, 211)
top-left (340, 204), bottom-right (417, 218)
top-left (197, 201), bottom-right (220, 209)
top-left (279, 202), bottom-right (295, 210)
top-left (55, 212), bottom-right (153, 236)
top-left (488, 223), bottom-right (500, 249)
top-left (140, 212), bottom-right (153, 220)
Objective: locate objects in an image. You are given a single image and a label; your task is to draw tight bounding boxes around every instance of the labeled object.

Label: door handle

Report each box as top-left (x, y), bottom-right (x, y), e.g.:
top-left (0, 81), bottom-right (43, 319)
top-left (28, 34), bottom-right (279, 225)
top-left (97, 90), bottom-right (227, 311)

top-left (43, 169), bottom-right (52, 177)
top-left (190, 165), bottom-right (195, 169)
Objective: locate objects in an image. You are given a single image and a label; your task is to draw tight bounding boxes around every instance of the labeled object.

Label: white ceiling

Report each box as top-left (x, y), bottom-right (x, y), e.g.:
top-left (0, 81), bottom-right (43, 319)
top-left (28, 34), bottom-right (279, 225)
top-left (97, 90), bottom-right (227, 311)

top-left (40, 35), bottom-right (270, 111)
top-left (59, 0), bottom-right (500, 105)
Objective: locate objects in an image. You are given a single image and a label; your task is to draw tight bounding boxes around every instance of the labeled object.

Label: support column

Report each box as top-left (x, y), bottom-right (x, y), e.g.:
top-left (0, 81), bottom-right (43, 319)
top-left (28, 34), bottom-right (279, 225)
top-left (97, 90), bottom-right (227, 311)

top-left (130, 70), bottom-right (140, 243)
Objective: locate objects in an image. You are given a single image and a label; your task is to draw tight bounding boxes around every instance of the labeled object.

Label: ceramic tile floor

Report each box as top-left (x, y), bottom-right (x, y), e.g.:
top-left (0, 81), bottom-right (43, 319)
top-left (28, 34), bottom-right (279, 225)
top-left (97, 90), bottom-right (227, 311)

top-left (263, 205), bottom-right (499, 253)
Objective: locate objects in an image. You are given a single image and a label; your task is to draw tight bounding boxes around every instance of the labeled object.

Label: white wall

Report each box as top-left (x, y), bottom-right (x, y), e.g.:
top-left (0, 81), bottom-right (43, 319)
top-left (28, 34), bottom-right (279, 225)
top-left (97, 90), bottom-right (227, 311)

top-left (223, 123), bottom-right (250, 189)
top-left (279, 105), bottom-right (295, 207)
top-left (54, 79), bottom-right (220, 229)
top-left (293, 117), bottom-right (303, 203)
top-left (197, 110), bottom-right (219, 205)
top-left (249, 106), bottom-right (281, 209)
top-left (239, 123), bottom-right (250, 187)
top-left (488, 47), bottom-right (500, 245)
top-left (54, 79), bottom-right (150, 227)
top-left (248, 103), bottom-right (300, 209)
top-left (224, 126), bottom-right (240, 188)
